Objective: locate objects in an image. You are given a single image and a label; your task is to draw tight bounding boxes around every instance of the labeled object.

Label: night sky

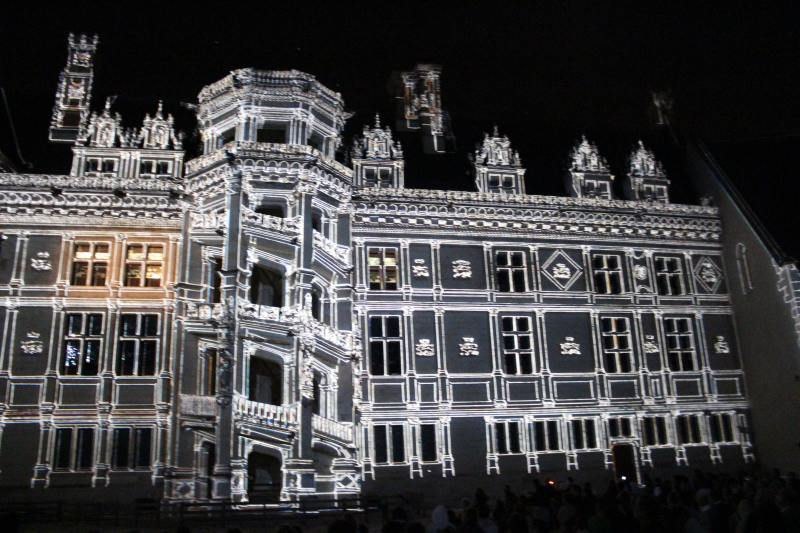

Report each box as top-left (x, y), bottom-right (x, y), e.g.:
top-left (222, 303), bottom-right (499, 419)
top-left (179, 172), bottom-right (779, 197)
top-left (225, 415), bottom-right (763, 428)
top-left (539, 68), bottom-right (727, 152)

top-left (2, 2), bottom-right (799, 257)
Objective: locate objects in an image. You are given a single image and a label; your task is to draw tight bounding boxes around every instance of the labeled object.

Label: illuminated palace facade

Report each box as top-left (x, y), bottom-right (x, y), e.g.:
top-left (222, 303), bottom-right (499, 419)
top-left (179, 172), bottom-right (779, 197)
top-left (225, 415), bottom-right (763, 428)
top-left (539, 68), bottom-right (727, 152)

top-left (0, 35), bottom-right (754, 503)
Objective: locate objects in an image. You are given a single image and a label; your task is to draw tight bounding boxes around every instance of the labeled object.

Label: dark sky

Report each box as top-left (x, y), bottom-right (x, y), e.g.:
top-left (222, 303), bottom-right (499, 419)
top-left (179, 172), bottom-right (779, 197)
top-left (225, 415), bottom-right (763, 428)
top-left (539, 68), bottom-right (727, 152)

top-left (2, 2), bottom-right (799, 255)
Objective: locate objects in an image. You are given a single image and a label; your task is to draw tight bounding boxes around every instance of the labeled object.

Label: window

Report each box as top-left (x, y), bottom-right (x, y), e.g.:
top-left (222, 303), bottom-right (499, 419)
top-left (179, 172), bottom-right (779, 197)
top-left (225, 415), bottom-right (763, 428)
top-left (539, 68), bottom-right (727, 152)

top-left (583, 179), bottom-right (610, 198)
top-left (487, 174), bottom-right (516, 194)
top-left (420, 424), bottom-right (438, 462)
top-left (71, 242), bottom-right (110, 286)
top-left (256, 123), bottom-right (286, 143)
top-left (373, 424), bottom-right (405, 464)
top-left (495, 251), bottom-right (527, 292)
top-left (571, 419), bottom-right (598, 450)
top-left (709, 413), bottom-right (735, 443)
top-left (101, 159), bottom-right (117, 173)
top-left (125, 244), bottom-right (164, 287)
top-left (532, 420), bottom-right (561, 451)
top-left (84, 158), bottom-right (100, 173)
top-left (53, 427), bottom-right (94, 471)
top-left (608, 417), bottom-right (634, 438)
top-left (501, 316), bottom-right (534, 375)
top-left (642, 417), bottom-right (669, 446)
top-left (368, 247), bottom-right (398, 290)
top-left (140, 160), bottom-right (171, 176)
top-left (592, 254), bottom-right (624, 294)
top-left (664, 317), bottom-right (696, 371)
top-left (494, 420), bottom-right (523, 454)
top-left (363, 167), bottom-right (394, 188)
top-left (641, 184), bottom-right (667, 202)
top-left (62, 313), bottom-right (103, 375)
top-left (600, 317), bottom-right (634, 373)
top-left (117, 314), bottom-right (159, 376)
top-left (203, 348), bottom-right (218, 396)
top-left (654, 256), bottom-right (685, 295)
top-left (676, 414), bottom-right (703, 444)
top-left (210, 257), bottom-right (222, 303)
top-left (112, 428), bottom-right (153, 470)
top-left (369, 316), bottom-right (402, 375)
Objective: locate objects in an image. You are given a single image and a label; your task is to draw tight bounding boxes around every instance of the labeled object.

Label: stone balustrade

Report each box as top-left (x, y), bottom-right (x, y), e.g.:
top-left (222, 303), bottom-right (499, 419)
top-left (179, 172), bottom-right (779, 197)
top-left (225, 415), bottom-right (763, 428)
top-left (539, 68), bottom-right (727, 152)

top-left (312, 414), bottom-right (355, 442)
top-left (184, 302), bottom-right (226, 321)
top-left (241, 206), bottom-right (300, 234)
top-left (312, 230), bottom-right (351, 266)
top-left (234, 395), bottom-right (298, 429)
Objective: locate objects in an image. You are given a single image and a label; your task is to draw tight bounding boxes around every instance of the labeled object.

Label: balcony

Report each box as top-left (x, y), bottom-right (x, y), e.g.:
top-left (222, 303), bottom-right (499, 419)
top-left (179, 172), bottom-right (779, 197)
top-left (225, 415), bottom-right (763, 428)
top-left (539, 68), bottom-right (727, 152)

top-left (312, 414), bottom-right (355, 443)
top-left (184, 302), bottom-right (226, 321)
top-left (241, 206), bottom-right (300, 235)
top-left (234, 395), bottom-right (298, 430)
top-left (312, 230), bottom-right (351, 267)
top-left (179, 394), bottom-right (217, 417)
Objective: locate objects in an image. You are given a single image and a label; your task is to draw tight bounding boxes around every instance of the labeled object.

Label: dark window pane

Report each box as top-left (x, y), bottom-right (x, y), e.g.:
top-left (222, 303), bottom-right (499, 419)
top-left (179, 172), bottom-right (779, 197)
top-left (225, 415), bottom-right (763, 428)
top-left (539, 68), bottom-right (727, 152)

top-left (495, 423), bottom-right (507, 454)
top-left (113, 428), bottom-right (130, 469)
top-left (504, 353), bottom-right (517, 374)
top-left (374, 426), bottom-right (388, 463)
top-left (91, 263), bottom-right (107, 286)
top-left (512, 270), bottom-right (526, 292)
top-left (509, 422), bottom-right (521, 453)
top-left (55, 428), bottom-right (72, 469)
top-left (573, 422), bottom-right (584, 449)
top-left (501, 317), bottom-right (514, 332)
top-left (118, 340), bottom-right (136, 375)
top-left (391, 425), bottom-right (405, 463)
top-left (585, 420), bottom-right (596, 448)
top-left (534, 422), bottom-right (546, 451)
top-left (518, 336), bottom-right (531, 350)
top-left (519, 355), bottom-right (533, 374)
top-left (82, 340), bottom-right (100, 375)
top-left (72, 262), bottom-right (89, 285)
top-left (120, 315), bottom-right (138, 336)
top-left (622, 418), bottom-right (631, 437)
top-left (369, 317), bottom-right (383, 337)
top-left (511, 253), bottom-right (524, 267)
top-left (644, 419), bottom-right (655, 445)
top-left (87, 314), bottom-right (103, 335)
top-left (125, 265), bottom-right (142, 286)
top-left (385, 317), bottom-right (400, 338)
top-left (547, 421), bottom-right (560, 450)
top-left (76, 428), bottom-right (94, 470)
top-left (496, 253), bottom-right (508, 267)
top-left (140, 341), bottom-right (157, 375)
top-left (421, 424), bottom-right (437, 462)
top-left (656, 418), bottom-right (668, 444)
top-left (67, 314), bottom-right (83, 335)
top-left (63, 340), bottom-right (81, 374)
top-left (609, 418), bottom-right (619, 438)
top-left (369, 342), bottom-right (384, 375)
top-left (386, 342), bottom-right (402, 375)
top-left (497, 271), bottom-right (511, 292)
top-left (134, 428), bottom-right (152, 469)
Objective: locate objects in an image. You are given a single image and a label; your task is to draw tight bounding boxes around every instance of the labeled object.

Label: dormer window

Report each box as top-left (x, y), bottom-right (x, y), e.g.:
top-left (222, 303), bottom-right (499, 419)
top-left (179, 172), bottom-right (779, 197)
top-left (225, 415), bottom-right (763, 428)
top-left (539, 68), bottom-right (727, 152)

top-left (363, 167), bottom-right (393, 188)
top-left (102, 159), bottom-right (117, 173)
top-left (641, 184), bottom-right (667, 202)
top-left (140, 160), bottom-right (171, 177)
top-left (487, 174), bottom-right (515, 194)
top-left (85, 159), bottom-right (100, 173)
top-left (584, 179), bottom-right (610, 198)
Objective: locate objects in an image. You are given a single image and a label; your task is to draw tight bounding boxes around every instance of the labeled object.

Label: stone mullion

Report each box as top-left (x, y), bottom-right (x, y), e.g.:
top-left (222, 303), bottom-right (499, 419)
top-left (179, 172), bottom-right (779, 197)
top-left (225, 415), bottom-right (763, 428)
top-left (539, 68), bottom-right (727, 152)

top-left (0, 303), bottom-right (18, 373)
top-left (694, 312), bottom-right (713, 400)
top-left (488, 309), bottom-right (505, 406)
top-left (434, 307), bottom-right (448, 406)
top-left (403, 307), bottom-right (417, 407)
top-left (633, 310), bottom-right (653, 404)
top-left (537, 310), bottom-right (551, 405)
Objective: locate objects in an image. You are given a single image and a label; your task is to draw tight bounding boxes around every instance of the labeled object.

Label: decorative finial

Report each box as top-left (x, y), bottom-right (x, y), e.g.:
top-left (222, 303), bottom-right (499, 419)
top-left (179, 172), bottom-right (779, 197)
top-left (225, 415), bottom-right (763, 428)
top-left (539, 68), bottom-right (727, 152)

top-left (492, 124), bottom-right (499, 137)
top-left (103, 97), bottom-right (112, 113)
top-left (156, 100), bottom-right (164, 117)
top-left (374, 113), bottom-right (381, 129)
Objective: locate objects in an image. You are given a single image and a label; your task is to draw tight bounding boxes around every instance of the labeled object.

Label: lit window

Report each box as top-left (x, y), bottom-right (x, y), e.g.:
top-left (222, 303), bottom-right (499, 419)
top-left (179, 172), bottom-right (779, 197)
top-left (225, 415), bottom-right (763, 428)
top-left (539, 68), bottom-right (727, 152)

top-left (125, 244), bottom-right (164, 287)
top-left (71, 242), bottom-right (110, 286)
top-left (501, 316), bottom-right (534, 375)
top-left (709, 413), bottom-right (736, 444)
top-left (494, 420), bottom-right (523, 454)
top-left (642, 417), bottom-right (669, 446)
top-left (495, 251), bottom-right (527, 292)
top-left (532, 420), bottom-right (561, 452)
top-left (676, 414), bottom-right (703, 444)
top-left (368, 247), bottom-right (398, 290)
top-left (117, 314), bottom-right (159, 376)
top-left (608, 417), bottom-right (634, 438)
top-left (61, 313), bottom-right (103, 376)
top-left (112, 427), bottom-right (152, 470)
top-left (600, 317), bottom-right (634, 373)
top-left (571, 418), bottom-right (598, 450)
top-left (654, 256), bottom-right (685, 295)
top-left (368, 316), bottom-right (402, 375)
top-left (592, 254), bottom-right (624, 294)
top-left (664, 317), bottom-right (696, 371)
top-left (373, 424), bottom-right (405, 464)
top-left (53, 427), bottom-right (95, 471)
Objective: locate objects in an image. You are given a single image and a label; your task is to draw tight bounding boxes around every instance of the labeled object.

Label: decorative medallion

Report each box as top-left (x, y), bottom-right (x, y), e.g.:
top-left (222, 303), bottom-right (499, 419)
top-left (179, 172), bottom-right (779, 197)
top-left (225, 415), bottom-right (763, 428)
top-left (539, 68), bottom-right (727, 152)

top-left (452, 260), bottom-right (472, 279)
top-left (633, 265), bottom-right (648, 281)
top-left (20, 332), bottom-right (44, 355)
top-left (551, 263), bottom-right (572, 280)
top-left (30, 252), bottom-right (52, 271)
top-left (560, 337), bottom-right (581, 355)
top-left (713, 336), bottom-right (730, 354)
top-left (415, 338), bottom-right (435, 357)
top-left (412, 258), bottom-right (430, 278)
top-left (459, 337), bottom-right (479, 356)
top-left (541, 250), bottom-right (582, 290)
top-left (643, 335), bottom-right (660, 354)
top-left (693, 256), bottom-right (723, 293)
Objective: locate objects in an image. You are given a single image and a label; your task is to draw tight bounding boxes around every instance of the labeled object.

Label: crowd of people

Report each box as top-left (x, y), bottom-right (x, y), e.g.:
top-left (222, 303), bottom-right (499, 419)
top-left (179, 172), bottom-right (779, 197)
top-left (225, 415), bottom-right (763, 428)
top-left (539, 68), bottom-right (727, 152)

top-left (322, 469), bottom-right (800, 533)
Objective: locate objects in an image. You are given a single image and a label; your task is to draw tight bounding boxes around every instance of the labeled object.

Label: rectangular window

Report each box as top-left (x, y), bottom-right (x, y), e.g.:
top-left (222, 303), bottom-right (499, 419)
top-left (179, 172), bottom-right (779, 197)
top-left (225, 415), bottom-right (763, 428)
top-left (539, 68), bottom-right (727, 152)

top-left (112, 427), bottom-right (153, 470)
top-left (532, 420), bottom-right (561, 451)
top-left (495, 250), bottom-right (527, 292)
top-left (642, 417), bottom-right (669, 446)
top-left (676, 414), bottom-right (704, 444)
top-left (53, 427), bottom-right (95, 471)
top-left (368, 247), bottom-right (399, 290)
top-left (642, 184), bottom-right (667, 202)
top-left (420, 424), bottom-right (438, 462)
top-left (373, 424), bottom-right (405, 465)
top-left (571, 419), bottom-right (597, 450)
top-left (61, 313), bottom-right (103, 376)
top-left (140, 160), bottom-right (172, 177)
top-left (592, 254), bottom-right (624, 294)
top-left (664, 317), bottom-right (696, 371)
top-left (501, 316), bottom-right (534, 375)
top-left (608, 417), bottom-right (634, 438)
top-left (71, 242), bottom-right (110, 286)
top-left (117, 314), bottom-right (159, 376)
top-left (125, 244), bottom-right (164, 287)
top-left (204, 348), bottom-right (218, 395)
top-left (494, 420), bottom-right (523, 454)
top-left (487, 174), bottom-right (516, 194)
top-left (600, 317), bottom-right (634, 373)
top-left (363, 167), bottom-right (393, 188)
top-left (584, 179), bottom-right (611, 198)
top-left (654, 256), bottom-right (685, 295)
top-left (709, 413), bottom-right (735, 443)
top-left (369, 316), bottom-right (403, 375)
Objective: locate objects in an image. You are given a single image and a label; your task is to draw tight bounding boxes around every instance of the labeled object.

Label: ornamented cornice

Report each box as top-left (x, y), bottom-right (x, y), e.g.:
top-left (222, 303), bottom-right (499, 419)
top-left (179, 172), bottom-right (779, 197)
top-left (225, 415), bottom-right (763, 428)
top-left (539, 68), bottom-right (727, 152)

top-left (0, 173), bottom-right (182, 192)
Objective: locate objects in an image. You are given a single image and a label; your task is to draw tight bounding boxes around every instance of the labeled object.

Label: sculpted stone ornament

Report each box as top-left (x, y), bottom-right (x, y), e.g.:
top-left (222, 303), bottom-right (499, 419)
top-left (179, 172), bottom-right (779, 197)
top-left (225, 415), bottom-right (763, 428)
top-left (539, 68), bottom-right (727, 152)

top-left (560, 337), bottom-right (581, 355)
top-left (551, 263), bottom-right (572, 280)
top-left (643, 335), bottom-right (660, 354)
top-left (452, 260), bottom-right (472, 279)
top-left (20, 332), bottom-right (44, 355)
top-left (300, 356), bottom-right (315, 400)
top-left (634, 265), bottom-right (648, 281)
top-left (30, 251), bottom-right (52, 271)
top-left (415, 338), bottom-right (435, 357)
top-left (714, 336), bottom-right (731, 354)
top-left (412, 259), bottom-right (430, 278)
top-left (459, 337), bottom-right (479, 356)
top-left (570, 135), bottom-right (610, 173)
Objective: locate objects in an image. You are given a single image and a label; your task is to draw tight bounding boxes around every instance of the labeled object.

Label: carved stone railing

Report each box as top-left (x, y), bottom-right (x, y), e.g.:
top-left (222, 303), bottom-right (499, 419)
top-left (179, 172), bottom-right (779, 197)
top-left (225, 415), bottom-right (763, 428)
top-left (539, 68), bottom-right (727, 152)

top-left (312, 230), bottom-right (351, 266)
top-left (0, 173), bottom-right (181, 192)
top-left (237, 300), bottom-right (291, 322)
top-left (307, 318), bottom-right (356, 351)
top-left (233, 395), bottom-right (298, 429)
top-left (312, 414), bottom-right (355, 443)
top-left (190, 211), bottom-right (227, 232)
top-left (241, 206), bottom-right (300, 234)
top-left (179, 394), bottom-right (217, 417)
top-left (184, 302), bottom-right (226, 321)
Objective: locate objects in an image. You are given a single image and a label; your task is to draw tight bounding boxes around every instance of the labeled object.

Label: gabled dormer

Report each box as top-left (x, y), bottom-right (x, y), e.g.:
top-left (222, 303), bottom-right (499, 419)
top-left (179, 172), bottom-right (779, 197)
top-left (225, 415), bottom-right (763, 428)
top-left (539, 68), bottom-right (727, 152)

top-left (565, 136), bottom-right (614, 199)
top-left (473, 127), bottom-right (525, 195)
top-left (351, 115), bottom-right (404, 188)
top-left (625, 140), bottom-right (670, 203)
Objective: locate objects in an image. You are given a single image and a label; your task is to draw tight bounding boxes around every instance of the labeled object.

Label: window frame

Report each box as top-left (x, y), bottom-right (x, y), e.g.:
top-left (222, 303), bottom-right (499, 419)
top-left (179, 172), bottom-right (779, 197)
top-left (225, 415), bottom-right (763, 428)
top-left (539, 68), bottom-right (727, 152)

top-left (493, 419), bottom-right (524, 455)
top-left (676, 414), bottom-right (704, 445)
top-left (367, 247), bottom-right (399, 291)
top-left (61, 312), bottom-right (104, 376)
top-left (495, 250), bottom-right (528, 293)
top-left (663, 317), bottom-right (697, 372)
top-left (117, 313), bottom-right (160, 376)
top-left (70, 241), bottom-right (111, 287)
top-left (607, 417), bottom-right (634, 439)
top-left (52, 426), bottom-right (95, 472)
top-left (372, 423), bottom-right (406, 465)
top-left (487, 173), bottom-right (516, 194)
top-left (368, 315), bottom-right (403, 376)
top-left (599, 316), bottom-right (634, 373)
top-left (124, 243), bottom-right (165, 288)
top-left (654, 255), bottom-right (685, 296)
top-left (641, 416), bottom-right (670, 446)
top-left (111, 427), bottom-right (153, 471)
top-left (500, 315), bottom-right (535, 375)
top-left (418, 423), bottom-right (439, 464)
top-left (592, 253), bottom-right (624, 294)
top-left (570, 418), bottom-right (599, 451)
top-left (531, 419), bottom-right (562, 452)
top-left (583, 179), bottom-right (611, 198)
top-left (708, 413), bottom-right (736, 444)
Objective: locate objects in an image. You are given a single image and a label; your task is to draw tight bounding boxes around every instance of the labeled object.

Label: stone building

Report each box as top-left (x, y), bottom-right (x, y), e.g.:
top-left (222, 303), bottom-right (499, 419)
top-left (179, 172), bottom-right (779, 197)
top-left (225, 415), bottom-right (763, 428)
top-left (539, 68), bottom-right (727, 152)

top-left (1, 34), bottom-right (796, 505)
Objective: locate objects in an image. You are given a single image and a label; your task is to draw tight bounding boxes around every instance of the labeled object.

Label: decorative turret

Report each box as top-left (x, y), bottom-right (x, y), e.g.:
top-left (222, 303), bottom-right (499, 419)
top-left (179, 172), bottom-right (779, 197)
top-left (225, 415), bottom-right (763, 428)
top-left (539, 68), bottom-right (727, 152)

top-left (624, 140), bottom-right (670, 202)
top-left (472, 126), bottom-right (526, 195)
top-left (397, 64), bottom-right (455, 154)
top-left (138, 101), bottom-right (183, 150)
top-left (565, 136), bottom-right (614, 199)
top-left (351, 115), bottom-right (404, 188)
top-left (77, 98), bottom-right (131, 148)
top-left (49, 33), bottom-right (99, 143)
